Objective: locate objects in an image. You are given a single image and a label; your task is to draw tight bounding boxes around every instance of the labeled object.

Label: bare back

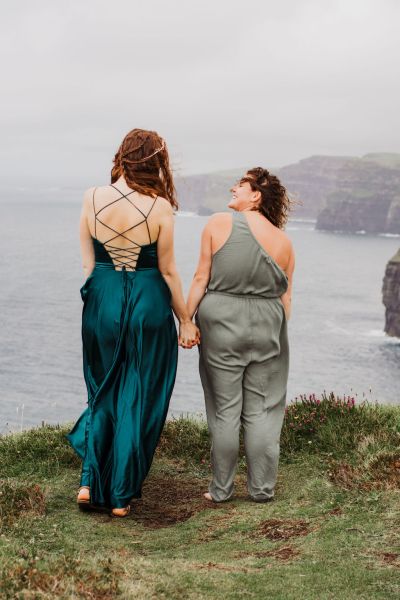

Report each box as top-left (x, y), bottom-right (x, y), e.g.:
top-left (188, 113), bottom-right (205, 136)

top-left (86, 184), bottom-right (163, 271)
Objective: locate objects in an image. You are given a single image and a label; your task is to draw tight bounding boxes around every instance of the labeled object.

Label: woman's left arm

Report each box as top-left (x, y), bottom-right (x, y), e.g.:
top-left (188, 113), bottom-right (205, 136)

top-left (280, 241), bottom-right (295, 320)
top-left (186, 221), bottom-right (213, 319)
top-left (79, 188), bottom-right (95, 279)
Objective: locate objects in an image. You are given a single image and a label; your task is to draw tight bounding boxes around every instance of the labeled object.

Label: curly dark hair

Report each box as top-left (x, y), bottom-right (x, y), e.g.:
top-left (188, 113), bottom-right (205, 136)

top-left (239, 167), bottom-right (294, 229)
top-left (111, 128), bottom-right (178, 210)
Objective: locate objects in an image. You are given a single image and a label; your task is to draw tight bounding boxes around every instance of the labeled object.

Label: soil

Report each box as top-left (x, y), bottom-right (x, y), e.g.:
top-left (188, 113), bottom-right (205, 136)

top-left (236, 545), bottom-right (300, 561)
top-left (132, 474), bottom-right (224, 529)
top-left (253, 518), bottom-right (311, 541)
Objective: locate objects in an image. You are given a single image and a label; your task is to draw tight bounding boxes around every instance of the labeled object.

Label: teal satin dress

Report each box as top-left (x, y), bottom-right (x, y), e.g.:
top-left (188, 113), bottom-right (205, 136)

top-left (65, 187), bottom-right (178, 509)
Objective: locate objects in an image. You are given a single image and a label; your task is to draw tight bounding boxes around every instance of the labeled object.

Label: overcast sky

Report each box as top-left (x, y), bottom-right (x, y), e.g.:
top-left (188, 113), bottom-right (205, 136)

top-left (1, 0), bottom-right (399, 184)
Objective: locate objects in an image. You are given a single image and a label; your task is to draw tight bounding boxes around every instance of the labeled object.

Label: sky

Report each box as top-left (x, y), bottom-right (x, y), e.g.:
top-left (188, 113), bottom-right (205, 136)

top-left (1, 0), bottom-right (399, 185)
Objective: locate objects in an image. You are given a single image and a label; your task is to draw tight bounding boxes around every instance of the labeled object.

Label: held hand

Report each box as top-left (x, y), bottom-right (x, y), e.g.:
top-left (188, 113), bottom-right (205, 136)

top-left (178, 321), bottom-right (201, 349)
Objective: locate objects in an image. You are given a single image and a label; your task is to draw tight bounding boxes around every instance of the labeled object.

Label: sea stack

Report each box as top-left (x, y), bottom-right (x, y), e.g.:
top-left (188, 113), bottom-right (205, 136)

top-left (382, 248), bottom-right (400, 337)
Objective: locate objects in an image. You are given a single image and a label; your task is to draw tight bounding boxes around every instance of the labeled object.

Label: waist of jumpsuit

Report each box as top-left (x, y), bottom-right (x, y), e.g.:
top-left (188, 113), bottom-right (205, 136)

top-left (206, 289), bottom-right (281, 300)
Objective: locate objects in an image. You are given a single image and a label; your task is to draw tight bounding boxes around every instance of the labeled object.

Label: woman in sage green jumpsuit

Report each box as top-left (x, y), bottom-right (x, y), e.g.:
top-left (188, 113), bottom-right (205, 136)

top-left (189, 167), bottom-right (294, 503)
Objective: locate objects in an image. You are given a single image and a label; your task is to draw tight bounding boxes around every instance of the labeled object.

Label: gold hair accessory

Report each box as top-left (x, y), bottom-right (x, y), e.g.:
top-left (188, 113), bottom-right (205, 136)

top-left (121, 140), bottom-right (165, 164)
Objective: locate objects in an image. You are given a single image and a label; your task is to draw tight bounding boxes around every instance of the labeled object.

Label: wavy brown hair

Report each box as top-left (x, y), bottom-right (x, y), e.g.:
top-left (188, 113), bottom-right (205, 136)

top-left (111, 128), bottom-right (178, 210)
top-left (240, 167), bottom-right (295, 229)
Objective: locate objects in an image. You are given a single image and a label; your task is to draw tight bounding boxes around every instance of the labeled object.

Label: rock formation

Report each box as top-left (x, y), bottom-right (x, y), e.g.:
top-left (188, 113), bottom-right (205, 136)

top-left (382, 248), bottom-right (400, 337)
top-left (316, 155), bottom-right (400, 234)
top-left (173, 153), bottom-right (400, 233)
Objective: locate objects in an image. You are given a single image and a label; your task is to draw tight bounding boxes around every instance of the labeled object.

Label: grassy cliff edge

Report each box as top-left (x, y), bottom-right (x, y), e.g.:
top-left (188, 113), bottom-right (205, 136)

top-left (0, 393), bottom-right (399, 599)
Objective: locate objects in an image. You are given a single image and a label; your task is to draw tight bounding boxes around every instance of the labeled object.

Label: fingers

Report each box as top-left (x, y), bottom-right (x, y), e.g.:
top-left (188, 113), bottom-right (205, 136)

top-left (178, 336), bottom-right (200, 349)
top-left (178, 323), bottom-right (201, 349)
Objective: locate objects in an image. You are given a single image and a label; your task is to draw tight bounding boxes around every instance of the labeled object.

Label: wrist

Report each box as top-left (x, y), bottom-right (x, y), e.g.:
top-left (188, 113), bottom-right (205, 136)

top-left (179, 316), bottom-right (192, 325)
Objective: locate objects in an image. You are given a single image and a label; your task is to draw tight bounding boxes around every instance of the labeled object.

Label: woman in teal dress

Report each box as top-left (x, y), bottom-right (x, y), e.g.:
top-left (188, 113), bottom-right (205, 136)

top-left (65, 128), bottom-right (199, 517)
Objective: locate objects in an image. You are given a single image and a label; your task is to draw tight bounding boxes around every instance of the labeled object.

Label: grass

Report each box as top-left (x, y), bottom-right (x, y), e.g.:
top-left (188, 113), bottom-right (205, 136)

top-left (0, 392), bottom-right (399, 599)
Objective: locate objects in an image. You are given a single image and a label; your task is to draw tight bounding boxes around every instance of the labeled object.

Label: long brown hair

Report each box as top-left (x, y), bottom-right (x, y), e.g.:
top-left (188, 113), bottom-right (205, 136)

top-left (111, 128), bottom-right (178, 210)
top-left (240, 167), bottom-right (294, 229)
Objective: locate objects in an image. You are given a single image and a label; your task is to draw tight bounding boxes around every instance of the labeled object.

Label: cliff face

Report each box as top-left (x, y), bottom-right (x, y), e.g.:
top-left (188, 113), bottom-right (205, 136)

top-left (382, 248), bottom-right (400, 338)
top-left (174, 157), bottom-right (352, 218)
top-left (276, 155), bottom-right (353, 219)
top-left (175, 169), bottom-right (243, 214)
top-left (174, 153), bottom-right (400, 232)
top-left (316, 154), bottom-right (400, 234)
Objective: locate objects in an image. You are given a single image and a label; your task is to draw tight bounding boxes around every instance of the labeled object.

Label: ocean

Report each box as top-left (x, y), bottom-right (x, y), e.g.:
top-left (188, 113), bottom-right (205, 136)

top-left (1, 200), bottom-right (399, 433)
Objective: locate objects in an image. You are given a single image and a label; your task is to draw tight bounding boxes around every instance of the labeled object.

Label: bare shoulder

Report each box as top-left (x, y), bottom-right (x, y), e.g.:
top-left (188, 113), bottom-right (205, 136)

top-left (280, 229), bottom-right (294, 253)
top-left (269, 221), bottom-right (293, 251)
top-left (277, 226), bottom-right (291, 240)
top-left (205, 211), bottom-right (232, 230)
top-left (155, 196), bottom-right (175, 216)
top-left (82, 186), bottom-right (97, 210)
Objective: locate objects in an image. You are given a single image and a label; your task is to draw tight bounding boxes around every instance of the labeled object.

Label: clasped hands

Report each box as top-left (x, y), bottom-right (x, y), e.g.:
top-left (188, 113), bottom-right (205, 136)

top-left (178, 320), bottom-right (200, 349)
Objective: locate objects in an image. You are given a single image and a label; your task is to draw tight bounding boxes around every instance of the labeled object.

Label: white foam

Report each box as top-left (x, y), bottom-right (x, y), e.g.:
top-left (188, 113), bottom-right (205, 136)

top-left (365, 329), bottom-right (400, 344)
top-left (366, 329), bottom-right (386, 337)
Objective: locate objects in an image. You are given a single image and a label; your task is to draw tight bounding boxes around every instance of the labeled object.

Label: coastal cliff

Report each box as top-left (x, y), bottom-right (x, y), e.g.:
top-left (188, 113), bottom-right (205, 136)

top-left (174, 153), bottom-right (400, 233)
top-left (174, 157), bottom-right (352, 218)
top-left (316, 154), bottom-right (400, 234)
top-left (276, 155), bottom-right (352, 219)
top-left (382, 248), bottom-right (400, 337)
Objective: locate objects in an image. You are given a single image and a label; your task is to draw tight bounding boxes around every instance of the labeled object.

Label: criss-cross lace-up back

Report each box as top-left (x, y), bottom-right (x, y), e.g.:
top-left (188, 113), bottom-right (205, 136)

top-left (92, 184), bottom-right (158, 271)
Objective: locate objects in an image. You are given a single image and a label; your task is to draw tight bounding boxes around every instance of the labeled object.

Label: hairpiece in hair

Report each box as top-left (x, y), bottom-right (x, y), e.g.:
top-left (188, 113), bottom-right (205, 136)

top-left (121, 140), bottom-right (165, 164)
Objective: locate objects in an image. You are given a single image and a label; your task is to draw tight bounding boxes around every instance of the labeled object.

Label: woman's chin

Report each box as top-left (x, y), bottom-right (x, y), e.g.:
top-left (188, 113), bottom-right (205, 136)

top-left (227, 200), bottom-right (238, 210)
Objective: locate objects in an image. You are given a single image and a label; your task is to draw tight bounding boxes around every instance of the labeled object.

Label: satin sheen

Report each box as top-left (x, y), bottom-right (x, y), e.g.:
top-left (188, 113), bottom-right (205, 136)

top-left (65, 238), bottom-right (178, 508)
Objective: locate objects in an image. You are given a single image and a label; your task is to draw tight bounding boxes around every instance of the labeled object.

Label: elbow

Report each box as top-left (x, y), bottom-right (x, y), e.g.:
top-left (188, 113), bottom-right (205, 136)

top-left (192, 273), bottom-right (209, 287)
top-left (82, 261), bottom-right (94, 277)
top-left (159, 266), bottom-right (178, 279)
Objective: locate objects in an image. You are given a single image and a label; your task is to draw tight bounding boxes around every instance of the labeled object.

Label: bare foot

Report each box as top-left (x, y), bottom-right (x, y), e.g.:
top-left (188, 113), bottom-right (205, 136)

top-left (203, 492), bottom-right (213, 501)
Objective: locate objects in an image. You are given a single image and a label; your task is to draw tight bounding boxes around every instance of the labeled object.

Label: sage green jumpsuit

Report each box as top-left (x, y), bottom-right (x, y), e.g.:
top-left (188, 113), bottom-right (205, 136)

top-left (195, 211), bottom-right (289, 502)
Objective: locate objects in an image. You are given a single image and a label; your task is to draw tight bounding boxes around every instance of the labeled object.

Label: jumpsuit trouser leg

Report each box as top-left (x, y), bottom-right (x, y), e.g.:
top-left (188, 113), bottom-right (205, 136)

top-left (197, 294), bottom-right (289, 503)
top-left (199, 353), bottom-right (246, 502)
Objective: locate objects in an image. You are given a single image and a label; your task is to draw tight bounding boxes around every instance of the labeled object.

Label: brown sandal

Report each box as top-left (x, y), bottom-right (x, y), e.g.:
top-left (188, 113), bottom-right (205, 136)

top-left (77, 486), bottom-right (91, 508)
top-left (111, 505), bottom-right (131, 518)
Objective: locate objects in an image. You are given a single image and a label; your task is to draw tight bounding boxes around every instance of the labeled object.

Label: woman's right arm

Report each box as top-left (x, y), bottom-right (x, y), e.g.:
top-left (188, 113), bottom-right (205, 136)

top-left (157, 202), bottom-right (200, 348)
top-left (79, 188), bottom-right (95, 279)
top-left (186, 220), bottom-right (213, 319)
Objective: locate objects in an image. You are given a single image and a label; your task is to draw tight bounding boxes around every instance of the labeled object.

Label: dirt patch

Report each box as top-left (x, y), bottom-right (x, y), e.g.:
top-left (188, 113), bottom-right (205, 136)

top-left (236, 544), bottom-right (300, 561)
top-left (329, 453), bottom-right (400, 491)
top-left (197, 508), bottom-right (238, 542)
top-left (191, 561), bottom-right (257, 573)
top-left (253, 518), bottom-right (312, 541)
top-left (367, 453), bottom-right (400, 488)
top-left (327, 506), bottom-right (343, 516)
top-left (133, 474), bottom-right (224, 529)
top-left (0, 558), bottom-right (121, 598)
top-left (0, 481), bottom-right (46, 529)
top-left (329, 463), bottom-right (364, 490)
top-left (379, 552), bottom-right (400, 567)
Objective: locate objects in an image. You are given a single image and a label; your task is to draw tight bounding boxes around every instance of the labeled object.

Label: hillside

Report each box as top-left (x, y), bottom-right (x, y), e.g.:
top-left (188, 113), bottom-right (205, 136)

top-left (316, 154), bottom-right (400, 233)
top-left (174, 158), bottom-right (348, 218)
top-left (1, 394), bottom-right (399, 598)
top-left (175, 153), bottom-right (400, 233)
